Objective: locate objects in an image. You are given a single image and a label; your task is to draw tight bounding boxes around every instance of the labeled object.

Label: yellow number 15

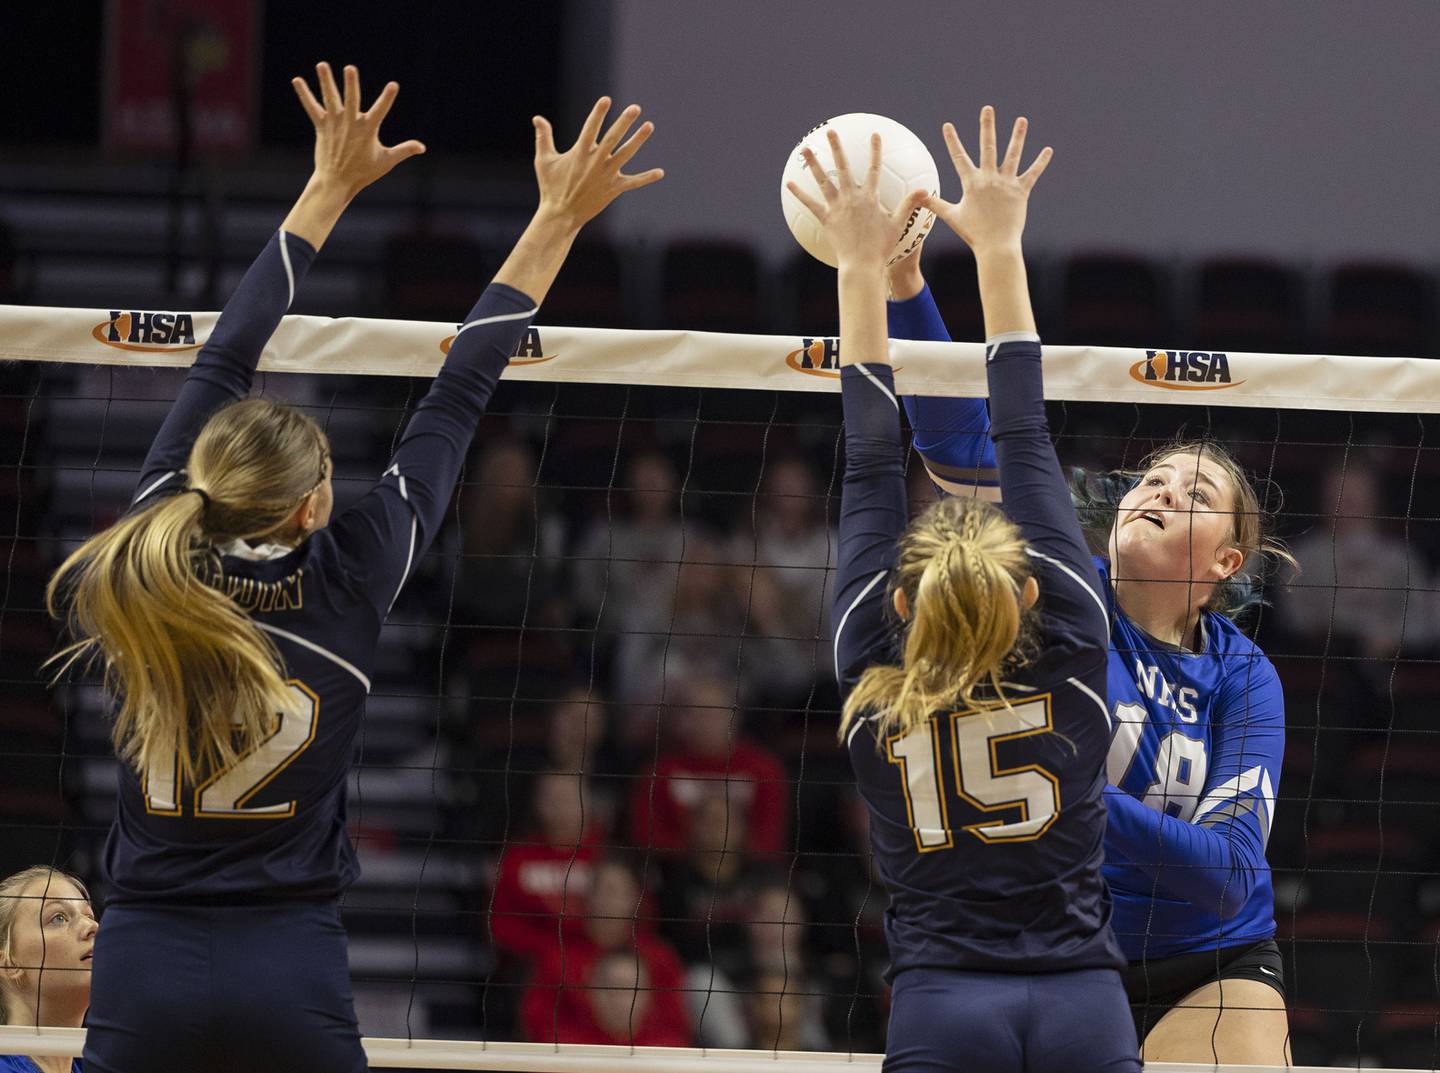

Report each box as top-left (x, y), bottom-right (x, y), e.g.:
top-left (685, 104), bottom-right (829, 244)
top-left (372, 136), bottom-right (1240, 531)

top-left (885, 695), bottom-right (1061, 849)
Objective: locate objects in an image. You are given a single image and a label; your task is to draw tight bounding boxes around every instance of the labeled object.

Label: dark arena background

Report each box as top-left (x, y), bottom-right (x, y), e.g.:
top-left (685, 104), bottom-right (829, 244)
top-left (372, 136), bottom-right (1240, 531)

top-left (5, 3), bottom-right (1440, 1070)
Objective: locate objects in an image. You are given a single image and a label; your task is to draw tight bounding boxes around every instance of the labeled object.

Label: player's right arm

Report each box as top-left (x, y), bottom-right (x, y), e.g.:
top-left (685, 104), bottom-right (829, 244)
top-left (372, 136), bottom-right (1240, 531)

top-left (887, 250), bottom-right (1001, 502)
top-left (925, 108), bottom-right (1106, 650)
top-left (787, 130), bottom-right (929, 696)
top-left (135, 63), bottom-right (424, 505)
top-left (330, 98), bottom-right (664, 616)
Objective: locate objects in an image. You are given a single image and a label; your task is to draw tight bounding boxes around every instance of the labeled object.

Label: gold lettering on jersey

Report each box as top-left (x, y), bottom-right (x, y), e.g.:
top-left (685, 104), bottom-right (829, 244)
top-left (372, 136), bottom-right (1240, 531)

top-left (211, 570), bottom-right (305, 613)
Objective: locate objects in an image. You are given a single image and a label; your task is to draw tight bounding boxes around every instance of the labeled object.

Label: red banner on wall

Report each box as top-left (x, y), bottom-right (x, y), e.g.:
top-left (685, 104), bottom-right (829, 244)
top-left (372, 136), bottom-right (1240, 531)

top-left (104, 0), bottom-right (260, 154)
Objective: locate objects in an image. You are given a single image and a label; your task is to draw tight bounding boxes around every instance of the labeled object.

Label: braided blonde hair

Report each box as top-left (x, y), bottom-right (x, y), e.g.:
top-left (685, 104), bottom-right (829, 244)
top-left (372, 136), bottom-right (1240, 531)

top-left (840, 496), bottom-right (1035, 743)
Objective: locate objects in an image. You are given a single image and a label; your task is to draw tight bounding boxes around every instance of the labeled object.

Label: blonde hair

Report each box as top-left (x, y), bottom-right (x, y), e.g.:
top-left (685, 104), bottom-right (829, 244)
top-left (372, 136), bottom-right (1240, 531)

top-left (840, 496), bottom-right (1034, 743)
top-left (46, 398), bottom-right (329, 786)
top-left (0, 866), bottom-right (90, 1024)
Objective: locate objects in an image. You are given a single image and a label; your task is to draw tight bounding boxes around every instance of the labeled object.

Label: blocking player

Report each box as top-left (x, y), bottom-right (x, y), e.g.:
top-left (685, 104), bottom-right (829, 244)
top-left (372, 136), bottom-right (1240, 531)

top-left (790, 108), bottom-right (1139, 1073)
top-left (884, 151), bottom-right (1289, 1067)
top-left (46, 62), bottom-right (662, 1073)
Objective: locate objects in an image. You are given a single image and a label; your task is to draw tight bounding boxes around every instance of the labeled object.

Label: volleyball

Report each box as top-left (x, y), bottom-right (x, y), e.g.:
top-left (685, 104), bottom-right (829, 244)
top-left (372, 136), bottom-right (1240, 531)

top-left (780, 113), bottom-right (940, 268)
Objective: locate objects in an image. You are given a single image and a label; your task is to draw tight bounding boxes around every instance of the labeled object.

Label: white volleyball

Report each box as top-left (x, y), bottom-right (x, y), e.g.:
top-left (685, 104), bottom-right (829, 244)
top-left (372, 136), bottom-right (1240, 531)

top-left (780, 112), bottom-right (939, 268)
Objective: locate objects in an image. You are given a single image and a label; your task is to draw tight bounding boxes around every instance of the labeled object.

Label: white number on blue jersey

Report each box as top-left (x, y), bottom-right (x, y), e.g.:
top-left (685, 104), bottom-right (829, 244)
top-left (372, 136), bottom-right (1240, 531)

top-left (143, 680), bottom-right (319, 819)
top-left (1106, 696), bottom-right (1211, 822)
top-left (886, 696), bottom-right (1061, 850)
top-left (1144, 731), bottom-right (1209, 821)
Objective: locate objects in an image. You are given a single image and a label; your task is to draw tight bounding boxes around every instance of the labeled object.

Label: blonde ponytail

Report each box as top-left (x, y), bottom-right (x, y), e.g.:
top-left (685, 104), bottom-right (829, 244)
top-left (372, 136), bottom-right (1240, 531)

top-left (47, 398), bottom-right (329, 786)
top-left (840, 496), bottom-right (1034, 744)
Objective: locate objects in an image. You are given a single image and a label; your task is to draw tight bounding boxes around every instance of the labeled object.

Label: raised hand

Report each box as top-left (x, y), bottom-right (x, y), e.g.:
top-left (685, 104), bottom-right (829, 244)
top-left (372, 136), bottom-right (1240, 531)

top-left (291, 62), bottom-right (426, 201)
top-left (924, 106), bottom-right (1051, 255)
top-left (532, 97), bottom-right (664, 232)
top-left (787, 130), bottom-right (928, 271)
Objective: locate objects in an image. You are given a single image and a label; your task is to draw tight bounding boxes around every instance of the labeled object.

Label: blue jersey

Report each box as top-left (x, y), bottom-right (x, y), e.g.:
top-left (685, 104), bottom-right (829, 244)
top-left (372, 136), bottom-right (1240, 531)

top-left (0, 1058), bottom-right (80, 1072)
top-left (834, 336), bottom-right (1123, 977)
top-left (100, 230), bottom-right (537, 903)
top-left (890, 285), bottom-right (1283, 962)
top-left (1101, 572), bottom-right (1282, 959)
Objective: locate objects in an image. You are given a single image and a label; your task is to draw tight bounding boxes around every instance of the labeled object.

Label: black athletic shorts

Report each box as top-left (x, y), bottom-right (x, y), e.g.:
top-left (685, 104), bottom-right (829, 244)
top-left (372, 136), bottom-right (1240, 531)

top-left (1123, 939), bottom-right (1285, 1042)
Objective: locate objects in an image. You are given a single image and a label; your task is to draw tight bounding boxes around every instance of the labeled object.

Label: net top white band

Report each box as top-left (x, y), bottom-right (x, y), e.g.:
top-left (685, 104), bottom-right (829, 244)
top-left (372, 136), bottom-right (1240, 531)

top-left (3, 303), bottom-right (1438, 413)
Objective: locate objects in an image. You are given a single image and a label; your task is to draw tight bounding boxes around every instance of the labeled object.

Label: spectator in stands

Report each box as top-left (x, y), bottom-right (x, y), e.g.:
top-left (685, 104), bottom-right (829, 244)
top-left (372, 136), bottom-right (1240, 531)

top-left (1279, 456), bottom-right (1434, 660)
top-left (629, 675), bottom-right (788, 862)
top-left (489, 771), bottom-right (603, 966)
top-left (732, 457), bottom-right (839, 705)
top-left (683, 874), bottom-right (829, 1049)
top-left (574, 448), bottom-right (686, 649)
top-left (453, 435), bottom-right (568, 632)
top-left (656, 792), bottom-right (751, 964)
top-left (746, 969), bottom-right (830, 1051)
top-left (520, 855), bottom-right (691, 1045)
top-left (0, 866), bottom-right (94, 1070)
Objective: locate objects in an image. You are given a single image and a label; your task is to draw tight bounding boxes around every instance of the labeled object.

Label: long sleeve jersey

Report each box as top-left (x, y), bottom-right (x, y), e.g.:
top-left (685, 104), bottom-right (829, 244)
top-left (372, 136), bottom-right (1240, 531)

top-left (834, 335), bottom-right (1122, 977)
top-left (103, 230), bottom-right (537, 902)
top-left (893, 287), bottom-right (1282, 960)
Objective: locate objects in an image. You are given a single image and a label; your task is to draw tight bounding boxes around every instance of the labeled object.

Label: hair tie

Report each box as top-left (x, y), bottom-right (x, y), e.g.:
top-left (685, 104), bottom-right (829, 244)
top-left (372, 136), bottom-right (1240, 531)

top-left (184, 486), bottom-right (212, 509)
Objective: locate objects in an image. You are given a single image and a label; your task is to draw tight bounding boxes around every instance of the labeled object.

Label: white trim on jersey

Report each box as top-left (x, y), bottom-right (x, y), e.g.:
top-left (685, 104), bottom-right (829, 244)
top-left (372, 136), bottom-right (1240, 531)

top-left (833, 569), bottom-right (889, 682)
top-left (921, 463), bottom-right (1004, 502)
top-left (279, 230), bottom-right (296, 309)
top-left (255, 621), bottom-right (371, 692)
top-left (383, 462), bottom-right (417, 615)
top-left (1066, 676), bottom-right (1111, 729)
top-left (855, 363), bottom-right (899, 412)
top-left (1192, 764), bottom-right (1275, 844)
top-left (133, 470), bottom-right (179, 504)
top-left (1025, 547), bottom-right (1110, 637)
top-left (456, 306), bottom-right (539, 336)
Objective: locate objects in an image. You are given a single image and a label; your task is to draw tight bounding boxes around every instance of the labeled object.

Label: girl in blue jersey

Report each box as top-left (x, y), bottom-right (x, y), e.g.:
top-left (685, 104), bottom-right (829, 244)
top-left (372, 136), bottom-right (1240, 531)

top-left (885, 183), bottom-right (1291, 1066)
top-left (789, 108), bottom-right (1138, 1073)
top-left (46, 63), bottom-right (662, 1073)
top-left (0, 867), bottom-right (94, 1072)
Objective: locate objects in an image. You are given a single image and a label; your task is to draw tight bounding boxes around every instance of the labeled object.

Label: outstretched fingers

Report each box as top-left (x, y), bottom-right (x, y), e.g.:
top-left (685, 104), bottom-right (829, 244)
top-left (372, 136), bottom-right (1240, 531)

top-left (1000, 115), bottom-right (1027, 176)
top-left (292, 76), bottom-right (325, 124)
top-left (611, 120), bottom-right (655, 169)
top-left (1018, 145), bottom-right (1054, 191)
top-left (577, 96), bottom-right (612, 150)
top-left (800, 147), bottom-right (838, 202)
top-left (343, 64), bottom-right (361, 120)
top-left (364, 81), bottom-right (400, 126)
top-left (619, 167), bottom-right (666, 193)
top-left (600, 104), bottom-right (642, 155)
top-left (317, 62), bottom-right (342, 113)
top-left (941, 122), bottom-right (975, 181)
top-left (533, 115), bottom-right (558, 159)
top-left (865, 133), bottom-right (883, 195)
top-left (786, 179), bottom-right (828, 222)
top-left (892, 187), bottom-right (929, 227)
top-left (826, 128), bottom-right (854, 189)
top-left (977, 105), bottom-right (997, 170)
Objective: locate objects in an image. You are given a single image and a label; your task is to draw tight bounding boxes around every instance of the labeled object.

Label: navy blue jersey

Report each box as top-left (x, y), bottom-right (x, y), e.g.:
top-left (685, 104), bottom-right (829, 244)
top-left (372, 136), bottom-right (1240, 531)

top-left (100, 230), bottom-right (536, 903)
top-left (834, 336), bottom-right (1123, 976)
top-left (890, 286), bottom-right (1283, 963)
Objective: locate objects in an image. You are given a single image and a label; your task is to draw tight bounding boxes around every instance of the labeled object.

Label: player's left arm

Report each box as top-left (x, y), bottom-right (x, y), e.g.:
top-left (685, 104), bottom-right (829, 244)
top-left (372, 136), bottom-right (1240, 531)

top-left (328, 97), bottom-right (663, 617)
top-left (886, 250), bottom-right (1001, 502)
top-left (134, 64), bottom-right (422, 504)
top-left (1103, 656), bottom-right (1284, 919)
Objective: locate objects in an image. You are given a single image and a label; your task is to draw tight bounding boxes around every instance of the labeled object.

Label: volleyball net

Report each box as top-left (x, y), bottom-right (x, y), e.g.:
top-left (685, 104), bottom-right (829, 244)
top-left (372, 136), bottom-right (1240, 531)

top-left (2, 309), bottom-right (1440, 1070)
